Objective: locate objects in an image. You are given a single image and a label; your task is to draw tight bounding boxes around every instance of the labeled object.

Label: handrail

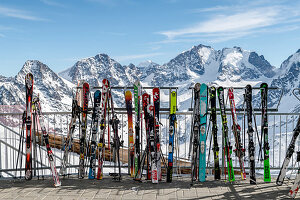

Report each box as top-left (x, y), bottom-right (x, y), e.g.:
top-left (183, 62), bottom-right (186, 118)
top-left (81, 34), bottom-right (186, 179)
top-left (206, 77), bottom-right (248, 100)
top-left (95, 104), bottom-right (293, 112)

top-left (293, 88), bottom-right (300, 102)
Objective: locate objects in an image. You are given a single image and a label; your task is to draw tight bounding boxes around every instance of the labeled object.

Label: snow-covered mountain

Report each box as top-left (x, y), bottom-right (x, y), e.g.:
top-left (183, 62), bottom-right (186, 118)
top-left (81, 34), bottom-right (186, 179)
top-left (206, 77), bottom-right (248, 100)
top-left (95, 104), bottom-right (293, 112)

top-left (137, 60), bottom-right (159, 70)
top-left (271, 49), bottom-right (300, 112)
top-left (59, 54), bottom-right (141, 87)
top-left (141, 45), bottom-right (275, 86)
top-left (0, 44), bottom-right (299, 113)
top-left (0, 60), bottom-right (74, 111)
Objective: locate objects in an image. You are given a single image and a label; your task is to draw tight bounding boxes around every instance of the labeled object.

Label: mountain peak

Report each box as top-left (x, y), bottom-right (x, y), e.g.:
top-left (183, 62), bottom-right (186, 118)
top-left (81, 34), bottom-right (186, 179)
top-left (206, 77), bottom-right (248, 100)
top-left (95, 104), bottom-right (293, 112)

top-left (195, 44), bottom-right (212, 49)
top-left (16, 60), bottom-right (54, 81)
top-left (233, 46), bottom-right (243, 52)
top-left (137, 60), bottom-right (159, 69)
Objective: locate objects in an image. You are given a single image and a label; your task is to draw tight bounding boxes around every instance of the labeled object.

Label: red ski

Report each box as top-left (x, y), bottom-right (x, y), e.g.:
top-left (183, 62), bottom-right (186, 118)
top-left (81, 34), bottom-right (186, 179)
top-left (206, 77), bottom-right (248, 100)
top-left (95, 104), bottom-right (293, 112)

top-left (25, 73), bottom-right (33, 180)
top-left (153, 88), bottom-right (161, 181)
top-left (142, 93), bottom-right (151, 180)
top-left (97, 79), bottom-right (109, 180)
top-left (228, 87), bottom-right (246, 180)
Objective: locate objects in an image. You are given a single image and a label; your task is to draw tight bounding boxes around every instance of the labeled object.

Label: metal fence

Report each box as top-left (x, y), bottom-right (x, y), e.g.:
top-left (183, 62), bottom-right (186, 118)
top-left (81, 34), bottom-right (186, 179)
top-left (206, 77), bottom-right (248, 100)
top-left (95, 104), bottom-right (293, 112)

top-left (0, 111), bottom-right (300, 179)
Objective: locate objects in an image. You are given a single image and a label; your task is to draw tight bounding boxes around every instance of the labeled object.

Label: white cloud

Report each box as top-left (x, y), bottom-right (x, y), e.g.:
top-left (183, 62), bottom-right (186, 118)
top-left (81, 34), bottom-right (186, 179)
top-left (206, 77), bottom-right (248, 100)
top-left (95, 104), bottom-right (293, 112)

top-left (190, 6), bottom-right (230, 13)
top-left (115, 53), bottom-right (164, 62)
top-left (160, 7), bottom-right (280, 39)
top-left (0, 5), bottom-right (45, 21)
top-left (158, 3), bottom-right (300, 43)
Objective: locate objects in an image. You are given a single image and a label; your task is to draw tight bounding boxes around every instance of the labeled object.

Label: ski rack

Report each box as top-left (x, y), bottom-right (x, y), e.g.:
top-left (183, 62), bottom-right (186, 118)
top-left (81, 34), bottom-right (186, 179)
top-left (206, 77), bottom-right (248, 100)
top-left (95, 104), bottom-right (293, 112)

top-left (91, 86), bottom-right (179, 112)
top-left (188, 86), bottom-right (283, 112)
top-left (292, 88), bottom-right (300, 102)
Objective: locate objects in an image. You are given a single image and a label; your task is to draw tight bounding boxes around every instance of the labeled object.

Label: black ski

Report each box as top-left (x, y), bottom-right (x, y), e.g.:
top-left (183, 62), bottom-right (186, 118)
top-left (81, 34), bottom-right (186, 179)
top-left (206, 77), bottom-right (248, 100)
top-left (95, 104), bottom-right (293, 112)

top-left (245, 85), bottom-right (256, 184)
top-left (190, 83), bottom-right (200, 184)
top-left (210, 86), bottom-right (220, 180)
top-left (217, 86), bottom-right (235, 182)
top-left (261, 83), bottom-right (271, 182)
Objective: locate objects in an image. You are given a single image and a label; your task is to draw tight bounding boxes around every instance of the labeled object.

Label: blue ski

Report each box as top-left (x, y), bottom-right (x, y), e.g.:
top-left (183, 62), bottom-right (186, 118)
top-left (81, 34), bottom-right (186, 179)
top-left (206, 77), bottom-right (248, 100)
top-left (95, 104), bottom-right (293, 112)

top-left (199, 83), bottom-right (208, 182)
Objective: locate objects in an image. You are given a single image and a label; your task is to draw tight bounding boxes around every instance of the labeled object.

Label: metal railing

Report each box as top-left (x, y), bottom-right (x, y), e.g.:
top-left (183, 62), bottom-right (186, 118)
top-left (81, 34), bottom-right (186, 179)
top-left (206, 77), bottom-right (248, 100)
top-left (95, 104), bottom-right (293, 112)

top-left (0, 111), bottom-right (300, 179)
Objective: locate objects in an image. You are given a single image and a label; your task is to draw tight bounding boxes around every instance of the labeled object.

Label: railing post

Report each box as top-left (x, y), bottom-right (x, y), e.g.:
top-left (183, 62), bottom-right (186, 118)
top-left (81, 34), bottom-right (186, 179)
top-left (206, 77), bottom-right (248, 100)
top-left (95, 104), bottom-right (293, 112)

top-left (0, 140), bottom-right (2, 178)
top-left (32, 113), bottom-right (36, 177)
top-left (5, 128), bottom-right (8, 175)
top-left (273, 115), bottom-right (275, 168)
top-left (279, 115), bottom-right (282, 167)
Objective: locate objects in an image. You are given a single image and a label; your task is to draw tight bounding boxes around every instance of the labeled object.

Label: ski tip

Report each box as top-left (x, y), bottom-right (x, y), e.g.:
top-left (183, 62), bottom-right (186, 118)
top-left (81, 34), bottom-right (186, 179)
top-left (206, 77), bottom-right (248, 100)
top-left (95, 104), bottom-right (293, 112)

top-left (194, 83), bottom-right (201, 90)
top-left (134, 178), bottom-right (142, 182)
top-left (54, 182), bottom-right (61, 187)
top-left (276, 181), bottom-right (283, 186)
top-left (134, 80), bottom-right (141, 86)
top-left (260, 82), bottom-right (268, 88)
top-left (246, 84), bottom-right (252, 89)
top-left (217, 86), bottom-right (224, 91)
top-left (250, 181), bottom-right (257, 185)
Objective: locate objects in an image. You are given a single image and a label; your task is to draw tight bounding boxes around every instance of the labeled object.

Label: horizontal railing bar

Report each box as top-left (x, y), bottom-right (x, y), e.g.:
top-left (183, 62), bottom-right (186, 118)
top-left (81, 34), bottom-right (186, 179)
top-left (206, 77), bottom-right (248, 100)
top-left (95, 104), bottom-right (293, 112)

top-left (188, 86), bottom-right (280, 90)
top-left (93, 86), bottom-right (179, 90)
top-left (0, 111), bottom-right (299, 116)
top-left (0, 165), bottom-right (293, 173)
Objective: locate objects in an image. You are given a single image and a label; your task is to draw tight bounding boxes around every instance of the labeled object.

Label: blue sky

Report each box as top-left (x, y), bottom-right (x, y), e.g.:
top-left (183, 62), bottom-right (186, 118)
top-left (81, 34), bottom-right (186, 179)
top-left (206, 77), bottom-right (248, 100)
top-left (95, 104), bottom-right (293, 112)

top-left (0, 0), bottom-right (300, 77)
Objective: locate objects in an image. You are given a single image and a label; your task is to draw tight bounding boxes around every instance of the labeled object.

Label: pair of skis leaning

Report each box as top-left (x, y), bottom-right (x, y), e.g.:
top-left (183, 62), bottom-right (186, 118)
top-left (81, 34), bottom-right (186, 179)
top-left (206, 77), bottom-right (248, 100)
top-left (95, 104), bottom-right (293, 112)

top-left (90, 79), bottom-right (122, 181)
top-left (128, 84), bottom-right (175, 183)
top-left (190, 83), bottom-right (208, 184)
top-left (21, 73), bottom-right (60, 186)
top-left (60, 81), bottom-right (90, 178)
top-left (131, 84), bottom-right (161, 183)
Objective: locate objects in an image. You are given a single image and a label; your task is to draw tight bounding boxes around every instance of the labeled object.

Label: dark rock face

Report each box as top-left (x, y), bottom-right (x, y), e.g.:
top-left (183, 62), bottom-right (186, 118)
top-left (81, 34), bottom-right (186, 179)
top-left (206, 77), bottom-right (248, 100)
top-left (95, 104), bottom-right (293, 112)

top-left (248, 52), bottom-right (276, 78)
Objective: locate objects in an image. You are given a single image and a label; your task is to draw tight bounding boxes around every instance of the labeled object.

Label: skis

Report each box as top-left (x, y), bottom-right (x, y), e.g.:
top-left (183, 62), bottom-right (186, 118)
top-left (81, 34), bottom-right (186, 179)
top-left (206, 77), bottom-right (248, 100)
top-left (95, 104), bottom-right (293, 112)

top-left (89, 90), bottom-right (101, 179)
top-left (217, 86), bottom-right (235, 182)
top-left (134, 81), bottom-right (141, 179)
top-left (32, 96), bottom-right (61, 187)
top-left (190, 83), bottom-right (200, 184)
top-left (148, 104), bottom-right (158, 183)
top-left (199, 84), bottom-right (208, 182)
top-left (108, 86), bottom-right (122, 181)
top-left (245, 85), bottom-right (256, 184)
top-left (153, 87), bottom-right (161, 181)
top-left (261, 83), bottom-right (271, 182)
top-left (78, 82), bottom-right (90, 179)
top-left (125, 90), bottom-right (134, 177)
top-left (167, 90), bottom-right (177, 183)
top-left (228, 88), bottom-right (246, 180)
top-left (210, 86), bottom-right (220, 180)
top-left (289, 152), bottom-right (300, 198)
top-left (25, 73), bottom-right (33, 180)
top-left (97, 79), bottom-right (109, 180)
top-left (60, 82), bottom-right (81, 176)
top-left (134, 93), bottom-right (151, 181)
top-left (142, 93), bottom-right (151, 180)
top-left (277, 117), bottom-right (300, 185)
